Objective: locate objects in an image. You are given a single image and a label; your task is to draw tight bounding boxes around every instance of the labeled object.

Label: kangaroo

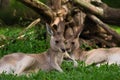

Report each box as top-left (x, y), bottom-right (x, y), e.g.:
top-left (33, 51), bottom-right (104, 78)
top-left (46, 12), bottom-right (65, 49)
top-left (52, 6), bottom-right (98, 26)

top-left (65, 26), bottom-right (82, 60)
top-left (0, 21), bottom-right (75, 75)
top-left (65, 26), bottom-right (120, 66)
top-left (80, 47), bottom-right (120, 66)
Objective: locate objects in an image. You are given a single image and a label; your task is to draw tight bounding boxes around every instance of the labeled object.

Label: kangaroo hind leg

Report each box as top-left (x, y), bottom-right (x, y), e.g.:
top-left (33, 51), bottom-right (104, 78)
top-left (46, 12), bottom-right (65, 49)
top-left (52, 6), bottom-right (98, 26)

top-left (14, 56), bottom-right (36, 75)
top-left (85, 53), bottom-right (107, 66)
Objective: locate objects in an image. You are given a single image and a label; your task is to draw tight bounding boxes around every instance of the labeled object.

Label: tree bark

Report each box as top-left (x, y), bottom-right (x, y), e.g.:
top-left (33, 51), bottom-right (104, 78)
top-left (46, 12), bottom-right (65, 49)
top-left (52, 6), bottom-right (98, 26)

top-left (88, 14), bottom-right (120, 44)
top-left (94, 2), bottom-right (120, 25)
top-left (72, 0), bottom-right (104, 17)
top-left (48, 0), bottom-right (62, 11)
top-left (17, 0), bottom-right (54, 24)
top-left (72, 0), bottom-right (120, 25)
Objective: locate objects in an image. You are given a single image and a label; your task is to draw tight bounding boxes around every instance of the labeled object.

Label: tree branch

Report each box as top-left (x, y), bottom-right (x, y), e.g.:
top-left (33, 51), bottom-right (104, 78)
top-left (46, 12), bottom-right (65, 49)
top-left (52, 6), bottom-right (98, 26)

top-left (0, 18), bottom-right (40, 48)
top-left (72, 0), bottom-right (104, 17)
top-left (72, 0), bottom-right (120, 25)
top-left (88, 14), bottom-right (120, 44)
top-left (17, 0), bottom-right (54, 24)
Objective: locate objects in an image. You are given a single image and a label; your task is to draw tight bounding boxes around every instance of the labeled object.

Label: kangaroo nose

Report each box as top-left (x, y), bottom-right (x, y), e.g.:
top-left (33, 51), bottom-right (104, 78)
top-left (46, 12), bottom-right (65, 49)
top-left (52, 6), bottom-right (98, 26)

top-left (61, 48), bottom-right (66, 52)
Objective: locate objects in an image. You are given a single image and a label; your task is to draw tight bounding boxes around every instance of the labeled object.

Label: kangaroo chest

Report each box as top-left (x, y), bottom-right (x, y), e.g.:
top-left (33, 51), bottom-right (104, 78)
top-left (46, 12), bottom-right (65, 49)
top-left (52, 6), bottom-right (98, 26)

top-left (56, 52), bottom-right (64, 65)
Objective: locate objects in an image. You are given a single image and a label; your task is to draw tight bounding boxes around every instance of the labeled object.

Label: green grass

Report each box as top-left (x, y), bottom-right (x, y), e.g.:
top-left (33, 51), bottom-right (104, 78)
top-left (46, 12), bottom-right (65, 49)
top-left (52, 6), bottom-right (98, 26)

top-left (0, 26), bottom-right (49, 57)
top-left (0, 62), bottom-right (120, 80)
top-left (110, 25), bottom-right (120, 34)
top-left (0, 26), bottom-right (120, 80)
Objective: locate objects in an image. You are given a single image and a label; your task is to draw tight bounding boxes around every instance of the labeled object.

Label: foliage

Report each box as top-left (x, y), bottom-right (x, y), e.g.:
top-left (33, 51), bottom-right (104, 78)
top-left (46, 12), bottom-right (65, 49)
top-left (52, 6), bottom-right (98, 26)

top-left (0, 26), bottom-right (49, 57)
top-left (103, 0), bottom-right (120, 8)
top-left (110, 25), bottom-right (120, 34)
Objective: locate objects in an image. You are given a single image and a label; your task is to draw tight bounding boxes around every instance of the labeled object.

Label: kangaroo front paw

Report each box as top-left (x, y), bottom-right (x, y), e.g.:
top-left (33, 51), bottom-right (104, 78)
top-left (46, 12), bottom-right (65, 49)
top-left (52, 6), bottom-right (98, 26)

top-left (74, 60), bottom-right (78, 67)
top-left (57, 68), bottom-right (63, 72)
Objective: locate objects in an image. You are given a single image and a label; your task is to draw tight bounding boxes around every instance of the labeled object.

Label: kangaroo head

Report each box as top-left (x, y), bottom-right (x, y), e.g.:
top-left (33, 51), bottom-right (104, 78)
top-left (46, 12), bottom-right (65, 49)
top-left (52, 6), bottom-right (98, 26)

top-left (65, 26), bottom-right (82, 54)
top-left (46, 21), bottom-right (66, 53)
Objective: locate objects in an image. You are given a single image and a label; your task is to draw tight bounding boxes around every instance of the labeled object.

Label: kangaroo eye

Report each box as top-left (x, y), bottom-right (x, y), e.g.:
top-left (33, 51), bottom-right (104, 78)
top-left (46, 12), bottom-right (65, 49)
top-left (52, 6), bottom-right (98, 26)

top-left (71, 42), bottom-right (75, 45)
top-left (55, 40), bottom-right (59, 44)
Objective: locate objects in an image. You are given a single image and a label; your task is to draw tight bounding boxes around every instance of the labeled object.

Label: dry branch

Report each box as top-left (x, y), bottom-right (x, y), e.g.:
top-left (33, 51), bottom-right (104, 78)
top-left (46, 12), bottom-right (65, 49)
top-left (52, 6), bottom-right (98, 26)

top-left (72, 0), bottom-right (120, 25)
top-left (88, 14), bottom-right (120, 43)
top-left (0, 18), bottom-right (41, 48)
top-left (17, 0), bottom-right (54, 24)
top-left (18, 18), bottom-right (40, 37)
top-left (93, 36), bottom-right (116, 47)
top-left (72, 0), bottom-right (104, 17)
top-left (93, 2), bottom-right (120, 25)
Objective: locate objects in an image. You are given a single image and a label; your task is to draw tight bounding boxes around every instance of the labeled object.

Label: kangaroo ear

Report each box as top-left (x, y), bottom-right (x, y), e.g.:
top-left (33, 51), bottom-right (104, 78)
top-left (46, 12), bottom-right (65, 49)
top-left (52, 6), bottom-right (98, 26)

top-left (57, 21), bottom-right (65, 34)
top-left (64, 26), bottom-right (74, 39)
top-left (74, 25), bottom-right (84, 38)
top-left (46, 23), bottom-right (54, 36)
